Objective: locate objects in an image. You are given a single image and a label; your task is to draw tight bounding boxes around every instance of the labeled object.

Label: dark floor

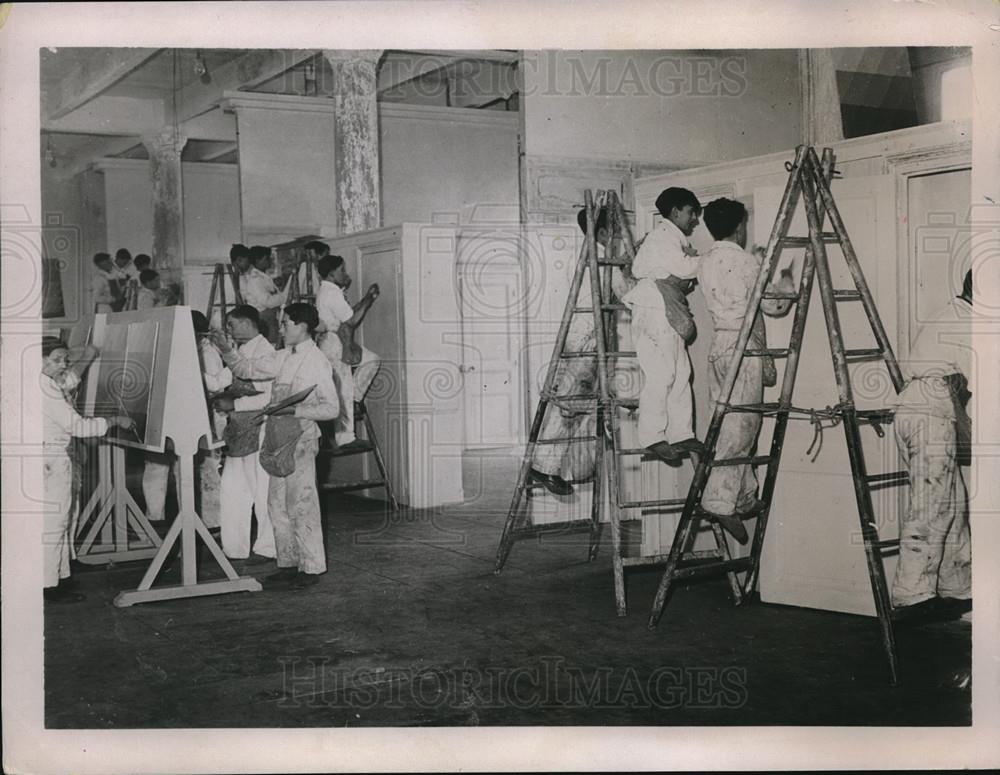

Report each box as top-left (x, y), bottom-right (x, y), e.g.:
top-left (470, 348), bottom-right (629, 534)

top-left (45, 451), bottom-right (971, 728)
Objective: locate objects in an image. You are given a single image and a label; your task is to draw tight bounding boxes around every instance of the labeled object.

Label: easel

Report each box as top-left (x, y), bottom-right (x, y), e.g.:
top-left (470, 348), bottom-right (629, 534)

top-left (74, 440), bottom-right (162, 564)
top-left (80, 306), bottom-right (262, 606)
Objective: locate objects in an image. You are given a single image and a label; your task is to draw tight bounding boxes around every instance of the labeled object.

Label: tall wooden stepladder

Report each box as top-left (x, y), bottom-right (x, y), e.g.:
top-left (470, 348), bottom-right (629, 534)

top-left (205, 263), bottom-right (244, 330)
top-left (646, 146), bottom-right (907, 684)
top-left (494, 191), bottom-right (742, 616)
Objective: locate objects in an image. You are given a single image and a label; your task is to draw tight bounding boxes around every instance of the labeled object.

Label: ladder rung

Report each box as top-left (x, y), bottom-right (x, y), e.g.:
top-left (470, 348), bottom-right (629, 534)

top-left (857, 409), bottom-right (896, 425)
top-left (533, 435), bottom-right (598, 446)
top-left (618, 497), bottom-right (686, 510)
top-left (712, 454), bottom-right (772, 467)
top-left (560, 351), bottom-right (636, 359)
top-left (572, 304), bottom-right (628, 313)
top-left (876, 538), bottom-right (901, 549)
top-left (672, 557), bottom-right (753, 579)
top-left (833, 290), bottom-right (863, 301)
top-left (744, 349), bottom-right (789, 358)
top-left (320, 479), bottom-right (390, 492)
top-left (620, 549), bottom-right (724, 567)
top-left (844, 349), bottom-right (884, 363)
top-left (727, 402), bottom-right (783, 414)
top-left (545, 393), bottom-right (598, 402)
top-left (512, 519), bottom-right (594, 537)
top-left (866, 471), bottom-right (909, 490)
top-left (762, 291), bottom-right (800, 301)
top-left (781, 233), bottom-right (839, 247)
top-left (597, 257), bottom-right (630, 266)
top-left (613, 398), bottom-right (638, 409)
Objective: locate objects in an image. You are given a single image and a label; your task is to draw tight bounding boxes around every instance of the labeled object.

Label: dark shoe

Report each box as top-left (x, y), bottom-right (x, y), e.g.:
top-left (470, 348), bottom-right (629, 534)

top-left (937, 597), bottom-right (972, 620)
top-left (671, 437), bottom-right (705, 458)
top-left (941, 669), bottom-right (971, 691)
top-left (703, 510), bottom-right (750, 545)
top-left (338, 439), bottom-right (369, 452)
top-left (292, 572), bottom-right (322, 589)
top-left (644, 441), bottom-right (680, 463)
top-left (245, 553), bottom-right (275, 567)
top-left (530, 468), bottom-right (573, 496)
top-left (735, 497), bottom-right (767, 517)
top-left (262, 567), bottom-right (299, 587)
top-left (44, 586), bottom-right (86, 604)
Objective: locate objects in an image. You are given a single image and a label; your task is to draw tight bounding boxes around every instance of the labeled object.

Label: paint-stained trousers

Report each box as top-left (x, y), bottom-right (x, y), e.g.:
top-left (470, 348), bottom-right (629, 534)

top-left (268, 436), bottom-right (326, 575)
top-left (892, 410), bottom-right (971, 606)
top-left (43, 453), bottom-right (74, 588)
top-left (631, 310), bottom-right (693, 449)
top-left (533, 330), bottom-right (597, 481)
top-left (220, 449), bottom-right (274, 558)
top-left (702, 332), bottom-right (763, 515)
top-left (142, 451), bottom-right (222, 528)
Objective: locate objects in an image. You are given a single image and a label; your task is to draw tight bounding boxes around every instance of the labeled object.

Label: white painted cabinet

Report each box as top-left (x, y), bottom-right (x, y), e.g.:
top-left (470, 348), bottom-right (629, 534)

top-left (322, 224), bottom-right (465, 509)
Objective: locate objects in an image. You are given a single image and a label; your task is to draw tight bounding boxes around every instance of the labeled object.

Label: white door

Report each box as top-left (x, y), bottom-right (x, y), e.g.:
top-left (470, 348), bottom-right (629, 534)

top-left (457, 228), bottom-right (525, 449)
top-left (755, 173), bottom-right (900, 616)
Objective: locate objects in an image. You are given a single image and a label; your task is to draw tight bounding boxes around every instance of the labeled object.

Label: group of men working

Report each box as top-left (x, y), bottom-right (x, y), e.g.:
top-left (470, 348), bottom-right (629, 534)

top-left (41, 241), bottom-right (382, 602)
top-left (530, 186), bottom-right (973, 617)
top-left (91, 248), bottom-right (176, 313)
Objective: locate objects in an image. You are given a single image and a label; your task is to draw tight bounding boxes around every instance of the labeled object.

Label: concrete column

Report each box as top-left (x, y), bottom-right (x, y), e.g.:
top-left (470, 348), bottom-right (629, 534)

top-left (323, 49), bottom-right (382, 234)
top-left (142, 127), bottom-right (187, 271)
top-left (799, 49), bottom-right (844, 145)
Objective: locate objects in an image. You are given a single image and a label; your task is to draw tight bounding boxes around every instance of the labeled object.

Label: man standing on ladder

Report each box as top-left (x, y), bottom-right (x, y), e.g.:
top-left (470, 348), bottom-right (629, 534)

top-left (622, 188), bottom-right (703, 465)
top-left (888, 269), bottom-right (973, 617)
top-left (697, 198), bottom-right (796, 543)
top-left (529, 206), bottom-right (636, 495)
top-left (314, 251), bottom-right (382, 450)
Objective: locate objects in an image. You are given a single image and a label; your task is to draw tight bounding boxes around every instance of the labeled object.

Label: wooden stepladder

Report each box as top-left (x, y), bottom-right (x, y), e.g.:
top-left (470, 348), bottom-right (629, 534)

top-left (645, 145), bottom-right (908, 684)
top-left (319, 398), bottom-right (400, 510)
top-left (205, 263), bottom-right (244, 329)
top-left (494, 190), bottom-right (739, 616)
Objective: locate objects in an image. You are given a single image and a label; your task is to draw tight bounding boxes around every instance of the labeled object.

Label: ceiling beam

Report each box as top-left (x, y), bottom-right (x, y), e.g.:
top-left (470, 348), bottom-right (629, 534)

top-left (58, 49), bottom-right (316, 176)
top-left (174, 48), bottom-right (319, 121)
top-left (43, 48), bottom-right (162, 121)
top-left (190, 142), bottom-right (239, 162)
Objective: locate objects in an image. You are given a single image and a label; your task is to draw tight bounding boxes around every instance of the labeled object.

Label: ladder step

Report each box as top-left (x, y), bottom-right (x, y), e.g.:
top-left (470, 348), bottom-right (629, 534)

top-left (672, 557), bottom-right (754, 579)
top-left (833, 290), bottom-right (863, 301)
top-left (620, 549), bottom-right (724, 568)
top-left (876, 538), bottom-right (901, 549)
top-left (320, 480), bottom-right (390, 492)
top-left (512, 519), bottom-right (594, 537)
top-left (613, 398), bottom-right (638, 409)
top-left (857, 409), bottom-right (895, 424)
top-left (844, 348), bottom-right (884, 363)
top-left (560, 351), bottom-right (636, 359)
top-left (781, 233), bottom-right (839, 247)
top-left (727, 402), bottom-right (783, 414)
top-left (618, 497), bottom-right (686, 510)
top-left (533, 435), bottom-right (598, 446)
top-left (762, 290), bottom-right (800, 301)
top-left (712, 454), bottom-right (772, 467)
top-left (572, 304), bottom-right (628, 313)
top-left (744, 348), bottom-right (789, 358)
top-left (866, 471), bottom-right (909, 490)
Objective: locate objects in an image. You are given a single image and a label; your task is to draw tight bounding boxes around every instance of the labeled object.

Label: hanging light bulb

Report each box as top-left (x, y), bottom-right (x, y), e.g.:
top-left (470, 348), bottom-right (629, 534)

top-left (45, 136), bottom-right (57, 168)
top-left (194, 50), bottom-right (211, 84)
top-left (303, 62), bottom-right (317, 96)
